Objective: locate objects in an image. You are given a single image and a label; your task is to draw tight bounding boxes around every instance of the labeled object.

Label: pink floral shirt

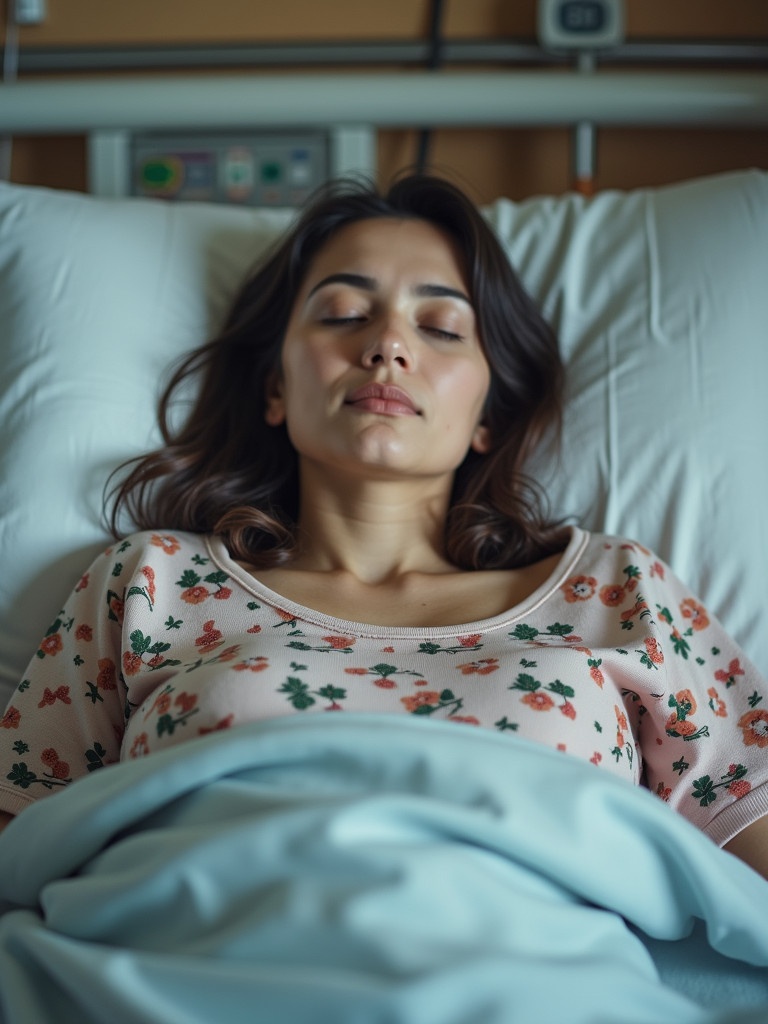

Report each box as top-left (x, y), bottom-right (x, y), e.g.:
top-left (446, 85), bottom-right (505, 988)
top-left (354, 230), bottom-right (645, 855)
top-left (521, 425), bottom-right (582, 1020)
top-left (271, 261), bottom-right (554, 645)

top-left (1, 527), bottom-right (766, 846)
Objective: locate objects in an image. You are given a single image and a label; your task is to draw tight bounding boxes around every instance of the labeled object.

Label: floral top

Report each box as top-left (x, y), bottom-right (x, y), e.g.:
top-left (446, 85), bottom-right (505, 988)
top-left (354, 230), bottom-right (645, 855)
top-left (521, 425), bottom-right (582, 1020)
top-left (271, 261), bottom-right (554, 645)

top-left (1, 527), bottom-right (766, 846)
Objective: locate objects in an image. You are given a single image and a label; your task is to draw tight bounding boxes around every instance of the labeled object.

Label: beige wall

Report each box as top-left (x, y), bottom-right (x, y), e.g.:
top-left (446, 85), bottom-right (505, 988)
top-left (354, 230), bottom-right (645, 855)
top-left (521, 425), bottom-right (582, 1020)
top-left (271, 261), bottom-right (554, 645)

top-left (6, 0), bottom-right (768, 201)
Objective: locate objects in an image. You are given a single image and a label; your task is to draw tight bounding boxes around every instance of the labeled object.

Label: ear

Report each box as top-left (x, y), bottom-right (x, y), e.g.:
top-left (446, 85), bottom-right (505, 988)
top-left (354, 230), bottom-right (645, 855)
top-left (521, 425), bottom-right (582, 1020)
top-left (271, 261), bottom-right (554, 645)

top-left (470, 422), bottom-right (491, 455)
top-left (264, 371), bottom-right (286, 427)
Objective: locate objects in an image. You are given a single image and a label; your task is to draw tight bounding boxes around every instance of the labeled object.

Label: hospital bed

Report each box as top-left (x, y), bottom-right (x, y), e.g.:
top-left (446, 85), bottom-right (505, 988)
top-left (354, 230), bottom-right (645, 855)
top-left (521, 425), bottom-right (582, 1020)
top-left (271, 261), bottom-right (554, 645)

top-left (0, 66), bottom-right (767, 1023)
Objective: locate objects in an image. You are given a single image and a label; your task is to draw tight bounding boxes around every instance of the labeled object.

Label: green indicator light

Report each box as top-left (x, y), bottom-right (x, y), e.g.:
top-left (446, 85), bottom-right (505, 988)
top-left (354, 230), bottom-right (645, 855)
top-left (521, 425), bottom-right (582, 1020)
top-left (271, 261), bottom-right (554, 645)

top-left (139, 156), bottom-right (184, 196)
top-left (261, 162), bottom-right (281, 183)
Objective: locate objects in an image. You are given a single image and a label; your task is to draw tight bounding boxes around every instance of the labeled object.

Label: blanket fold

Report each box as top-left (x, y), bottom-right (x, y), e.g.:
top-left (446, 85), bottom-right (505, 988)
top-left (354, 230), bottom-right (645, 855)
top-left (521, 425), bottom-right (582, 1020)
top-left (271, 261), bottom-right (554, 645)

top-left (1, 714), bottom-right (767, 1023)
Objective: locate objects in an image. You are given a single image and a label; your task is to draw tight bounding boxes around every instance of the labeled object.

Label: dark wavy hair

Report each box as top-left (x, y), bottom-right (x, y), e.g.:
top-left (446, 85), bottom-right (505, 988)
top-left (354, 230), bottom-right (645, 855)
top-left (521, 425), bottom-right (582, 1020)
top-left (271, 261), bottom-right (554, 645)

top-left (108, 174), bottom-right (569, 569)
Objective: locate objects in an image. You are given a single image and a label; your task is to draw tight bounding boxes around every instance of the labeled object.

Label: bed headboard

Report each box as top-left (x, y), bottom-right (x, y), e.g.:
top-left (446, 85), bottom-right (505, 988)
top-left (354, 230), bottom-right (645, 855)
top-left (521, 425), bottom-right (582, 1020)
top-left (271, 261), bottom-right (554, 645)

top-left (0, 168), bottom-right (767, 708)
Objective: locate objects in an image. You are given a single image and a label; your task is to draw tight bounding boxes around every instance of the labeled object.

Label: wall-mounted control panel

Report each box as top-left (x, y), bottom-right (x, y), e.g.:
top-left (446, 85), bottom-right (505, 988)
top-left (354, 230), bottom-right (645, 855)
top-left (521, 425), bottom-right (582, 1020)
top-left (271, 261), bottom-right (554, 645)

top-left (130, 131), bottom-right (329, 207)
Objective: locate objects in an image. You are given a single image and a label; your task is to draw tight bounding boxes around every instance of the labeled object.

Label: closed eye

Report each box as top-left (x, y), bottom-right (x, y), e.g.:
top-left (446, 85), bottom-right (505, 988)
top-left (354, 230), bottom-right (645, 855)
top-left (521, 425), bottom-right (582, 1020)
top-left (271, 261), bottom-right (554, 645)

top-left (423, 326), bottom-right (464, 341)
top-left (321, 316), bottom-right (368, 326)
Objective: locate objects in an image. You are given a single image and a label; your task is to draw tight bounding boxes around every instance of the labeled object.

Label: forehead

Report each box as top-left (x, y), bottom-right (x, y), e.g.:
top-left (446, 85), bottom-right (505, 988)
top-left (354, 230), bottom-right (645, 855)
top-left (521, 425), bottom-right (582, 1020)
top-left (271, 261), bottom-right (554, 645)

top-left (302, 217), bottom-right (468, 292)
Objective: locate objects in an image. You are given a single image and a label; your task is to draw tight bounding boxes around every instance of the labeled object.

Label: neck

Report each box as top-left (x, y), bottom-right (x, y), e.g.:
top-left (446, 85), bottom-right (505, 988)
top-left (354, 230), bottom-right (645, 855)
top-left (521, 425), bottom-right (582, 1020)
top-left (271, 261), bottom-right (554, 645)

top-left (291, 461), bottom-right (456, 584)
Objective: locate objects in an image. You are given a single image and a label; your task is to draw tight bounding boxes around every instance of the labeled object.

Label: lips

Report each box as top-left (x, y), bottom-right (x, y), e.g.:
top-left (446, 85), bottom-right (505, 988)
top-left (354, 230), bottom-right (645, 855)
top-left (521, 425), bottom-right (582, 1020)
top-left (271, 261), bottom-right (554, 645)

top-left (345, 383), bottom-right (421, 416)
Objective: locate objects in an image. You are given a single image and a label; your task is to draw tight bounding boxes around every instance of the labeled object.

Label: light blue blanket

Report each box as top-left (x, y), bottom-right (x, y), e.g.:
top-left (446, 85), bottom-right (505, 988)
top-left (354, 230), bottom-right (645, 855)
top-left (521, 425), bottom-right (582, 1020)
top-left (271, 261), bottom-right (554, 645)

top-left (0, 714), bottom-right (767, 1024)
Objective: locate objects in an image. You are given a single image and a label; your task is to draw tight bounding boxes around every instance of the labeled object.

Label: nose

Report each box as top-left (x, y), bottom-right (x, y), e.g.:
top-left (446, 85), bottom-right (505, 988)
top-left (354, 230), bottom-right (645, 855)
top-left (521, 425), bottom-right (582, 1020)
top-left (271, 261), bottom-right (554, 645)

top-left (361, 319), bottom-right (413, 370)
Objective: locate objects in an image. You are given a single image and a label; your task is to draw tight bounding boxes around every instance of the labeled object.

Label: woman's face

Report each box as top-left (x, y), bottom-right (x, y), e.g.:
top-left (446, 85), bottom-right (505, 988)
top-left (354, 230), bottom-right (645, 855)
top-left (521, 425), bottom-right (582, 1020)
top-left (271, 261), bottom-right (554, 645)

top-left (266, 217), bottom-right (491, 484)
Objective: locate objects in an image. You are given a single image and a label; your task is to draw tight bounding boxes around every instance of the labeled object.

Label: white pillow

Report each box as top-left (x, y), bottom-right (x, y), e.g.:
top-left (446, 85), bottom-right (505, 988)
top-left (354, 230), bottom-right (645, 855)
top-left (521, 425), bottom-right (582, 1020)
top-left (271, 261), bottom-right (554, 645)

top-left (0, 171), bottom-right (766, 709)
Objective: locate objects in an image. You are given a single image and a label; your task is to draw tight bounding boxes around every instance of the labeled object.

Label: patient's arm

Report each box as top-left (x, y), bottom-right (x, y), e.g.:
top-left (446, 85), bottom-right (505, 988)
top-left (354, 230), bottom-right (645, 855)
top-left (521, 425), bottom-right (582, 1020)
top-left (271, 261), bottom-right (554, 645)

top-left (0, 811), bottom-right (13, 834)
top-left (724, 814), bottom-right (768, 881)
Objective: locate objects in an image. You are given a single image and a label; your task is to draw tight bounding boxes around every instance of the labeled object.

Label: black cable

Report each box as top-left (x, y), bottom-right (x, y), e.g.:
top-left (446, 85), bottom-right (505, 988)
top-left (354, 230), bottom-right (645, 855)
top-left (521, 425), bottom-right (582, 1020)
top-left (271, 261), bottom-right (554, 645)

top-left (415, 0), bottom-right (445, 175)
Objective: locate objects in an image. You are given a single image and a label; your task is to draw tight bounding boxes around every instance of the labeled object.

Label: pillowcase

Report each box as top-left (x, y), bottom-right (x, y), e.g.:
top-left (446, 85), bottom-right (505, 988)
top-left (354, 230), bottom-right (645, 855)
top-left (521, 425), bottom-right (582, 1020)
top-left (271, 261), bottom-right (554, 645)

top-left (0, 170), bottom-right (766, 709)
top-left (486, 169), bottom-right (768, 674)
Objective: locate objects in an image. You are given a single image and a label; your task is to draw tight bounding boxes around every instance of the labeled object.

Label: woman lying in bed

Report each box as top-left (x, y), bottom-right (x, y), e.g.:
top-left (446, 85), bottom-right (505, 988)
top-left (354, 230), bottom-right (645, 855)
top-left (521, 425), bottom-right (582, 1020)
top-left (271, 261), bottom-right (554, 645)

top-left (0, 175), bottom-right (766, 878)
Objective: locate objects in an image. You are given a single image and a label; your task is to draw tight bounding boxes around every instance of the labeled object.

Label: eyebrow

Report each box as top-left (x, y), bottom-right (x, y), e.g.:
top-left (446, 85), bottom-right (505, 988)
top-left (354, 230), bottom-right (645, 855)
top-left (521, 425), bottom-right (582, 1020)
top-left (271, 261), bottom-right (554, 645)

top-left (306, 272), bottom-right (472, 306)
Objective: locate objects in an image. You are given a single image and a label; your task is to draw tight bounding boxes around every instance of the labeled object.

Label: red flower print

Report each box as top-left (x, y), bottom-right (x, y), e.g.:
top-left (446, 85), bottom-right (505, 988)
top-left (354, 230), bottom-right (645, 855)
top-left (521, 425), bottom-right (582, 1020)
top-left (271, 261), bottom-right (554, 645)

top-left (458, 634), bottom-right (482, 647)
top-left (275, 608), bottom-right (297, 623)
top-left (680, 598), bottom-right (709, 631)
top-left (147, 655), bottom-right (165, 668)
top-left (214, 587), bottom-right (232, 600)
top-left (521, 691), bottom-right (555, 712)
top-left (381, 647), bottom-right (395, 653)
top-left (643, 636), bottom-right (664, 665)
top-left (233, 656), bottom-right (269, 673)
top-left (39, 634), bottom-right (63, 657)
top-left (650, 561), bottom-right (665, 579)
top-left (109, 595), bottom-right (125, 624)
top-left (676, 689), bottom-right (697, 717)
top-left (589, 660), bottom-right (604, 688)
top-left (458, 658), bottom-right (499, 675)
top-left (97, 658), bottom-right (117, 690)
top-left (621, 597), bottom-right (649, 623)
top-left (450, 716), bottom-right (480, 725)
top-left (714, 659), bottom-right (745, 687)
top-left (665, 716), bottom-right (697, 737)
top-left (247, 625), bottom-right (262, 634)
top-left (122, 651), bottom-right (143, 676)
top-left (75, 624), bottom-right (93, 642)
top-left (75, 572), bottom-right (90, 592)
top-left (130, 732), bottom-right (150, 758)
top-left (374, 678), bottom-right (397, 689)
top-left (150, 534), bottom-right (181, 555)
top-left (738, 709), bottom-right (768, 748)
top-left (344, 667), bottom-right (368, 675)
top-left (174, 692), bottom-right (198, 714)
top-left (707, 687), bottom-right (727, 718)
top-left (38, 686), bottom-right (71, 707)
top-left (729, 779), bottom-right (752, 799)
top-left (181, 585), bottom-right (210, 605)
top-left (140, 566), bottom-right (156, 604)
top-left (656, 782), bottom-right (672, 802)
top-left (154, 693), bottom-right (172, 717)
top-left (0, 706), bottom-right (20, 729)
top-left (590, 752), bottom-right (602, 765)
top-left (41, 748), bottom-right (70, 780)
top-left (401, 691), bottom-right (440, 712)
top-left (323, 636), bottom-right (356, 650)
top-left (560, 700), bottom-right (576, 720)
top-left (199, 715), bottom-right (235, 735)
top-left (562, 575), bottom-right (597, 603)
top-left (614, 705), bottom-right (629, 732)
top-left (217, 645), bottom-right (240, 662)
top-left (196, 620), bottom-right (224, 654)
top-left (599, 584), bottom-right (625, 607)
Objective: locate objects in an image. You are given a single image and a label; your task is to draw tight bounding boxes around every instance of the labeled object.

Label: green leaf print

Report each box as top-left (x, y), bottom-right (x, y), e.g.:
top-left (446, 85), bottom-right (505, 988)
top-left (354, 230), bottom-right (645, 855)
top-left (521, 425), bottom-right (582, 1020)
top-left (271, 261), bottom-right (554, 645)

top-left (511, 673), bottom-right (539, 693)
top-left (495, 717), bottom-right (519, 732)
top-left (279, 677), bottom-right (316, 710)
top-left (509, 625), bottom-right (540, 642)
top-left (410, 689), bottom-right (464, 717)
top-left (547, 680), bottom-right (575, 699)
top-left (692, 776), bottom-right (717, 807)
top-left (85, 742), bottom-right (107, 772)
top-left (547, 623), bottom-right (576, 637)
top-left (130, 630), bottom-right (153, 656)
top-left (85, 681), bottom-right (103, 705)
top-left (177, 569), bottom-right (202, 589)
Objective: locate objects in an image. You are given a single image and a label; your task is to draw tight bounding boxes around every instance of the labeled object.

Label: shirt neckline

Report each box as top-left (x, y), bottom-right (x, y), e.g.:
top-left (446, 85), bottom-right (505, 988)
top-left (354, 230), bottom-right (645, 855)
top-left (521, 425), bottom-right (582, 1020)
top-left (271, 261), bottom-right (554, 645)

top-left (206, 525), bottom-right (587, 639)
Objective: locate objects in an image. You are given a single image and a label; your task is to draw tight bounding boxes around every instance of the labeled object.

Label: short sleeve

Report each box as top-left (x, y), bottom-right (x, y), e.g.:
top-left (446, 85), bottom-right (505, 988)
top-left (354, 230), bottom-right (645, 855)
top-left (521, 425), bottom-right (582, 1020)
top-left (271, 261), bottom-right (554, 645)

top-left (0, 543), bottom-right (129, 814)
top-left (634, 547), bottom-right (768, 846)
